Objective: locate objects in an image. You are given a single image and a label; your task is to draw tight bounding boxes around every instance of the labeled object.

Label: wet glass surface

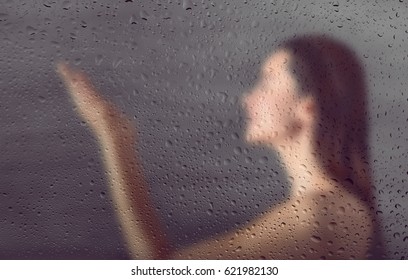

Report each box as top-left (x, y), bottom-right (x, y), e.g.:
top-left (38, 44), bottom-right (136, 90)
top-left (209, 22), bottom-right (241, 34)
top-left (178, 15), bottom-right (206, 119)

top-left (0, 0), bottom-right (407, 259)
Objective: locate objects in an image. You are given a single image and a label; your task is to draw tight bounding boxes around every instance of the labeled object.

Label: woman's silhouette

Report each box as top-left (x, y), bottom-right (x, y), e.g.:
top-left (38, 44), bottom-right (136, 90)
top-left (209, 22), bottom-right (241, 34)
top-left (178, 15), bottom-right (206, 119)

top-left (56, 34), bottom-right (384, 259)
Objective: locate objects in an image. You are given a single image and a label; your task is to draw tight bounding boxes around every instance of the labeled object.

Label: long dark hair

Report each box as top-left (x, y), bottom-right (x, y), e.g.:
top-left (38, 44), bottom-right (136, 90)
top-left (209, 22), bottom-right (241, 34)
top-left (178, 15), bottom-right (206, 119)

top-left (281, 34), bottom-right (385, 258)
top-left (282, 35), bottom-right (370, 201)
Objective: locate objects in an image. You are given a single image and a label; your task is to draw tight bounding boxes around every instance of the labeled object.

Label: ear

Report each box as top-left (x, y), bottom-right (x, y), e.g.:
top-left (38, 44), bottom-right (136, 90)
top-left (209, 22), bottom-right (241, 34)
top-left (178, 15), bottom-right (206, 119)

top-left (296, 95), bottom-right (317, 127)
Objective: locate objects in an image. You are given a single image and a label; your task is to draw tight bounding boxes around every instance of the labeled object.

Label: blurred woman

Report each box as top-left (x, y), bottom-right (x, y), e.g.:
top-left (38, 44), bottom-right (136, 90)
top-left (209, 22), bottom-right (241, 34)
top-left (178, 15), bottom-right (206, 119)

top-left (57, 34), bottom-right (383, 259)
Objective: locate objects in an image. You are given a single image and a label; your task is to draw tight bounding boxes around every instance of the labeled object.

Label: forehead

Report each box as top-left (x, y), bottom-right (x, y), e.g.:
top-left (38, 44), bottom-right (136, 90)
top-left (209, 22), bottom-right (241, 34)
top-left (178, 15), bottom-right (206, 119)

top-left (261, 49), bottom-right (291, 74)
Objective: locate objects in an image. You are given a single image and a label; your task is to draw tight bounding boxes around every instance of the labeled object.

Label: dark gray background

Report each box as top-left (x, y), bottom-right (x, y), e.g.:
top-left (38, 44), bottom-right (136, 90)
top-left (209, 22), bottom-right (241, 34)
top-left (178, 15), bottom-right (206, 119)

top-left (0, 0), bottom-right (407, 259)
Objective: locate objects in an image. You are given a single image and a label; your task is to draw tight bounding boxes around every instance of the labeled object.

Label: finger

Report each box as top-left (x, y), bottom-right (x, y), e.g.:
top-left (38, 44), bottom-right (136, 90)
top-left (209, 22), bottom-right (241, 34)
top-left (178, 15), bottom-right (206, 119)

top-left (56, 61), bottom-right (109, 129)
top-left (56, 62), bottom-right (101, 105)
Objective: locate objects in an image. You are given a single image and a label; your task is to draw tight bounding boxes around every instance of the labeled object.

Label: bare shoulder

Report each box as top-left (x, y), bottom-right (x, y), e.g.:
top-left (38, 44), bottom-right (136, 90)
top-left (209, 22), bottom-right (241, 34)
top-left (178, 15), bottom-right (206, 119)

top-left (251, 188), bottom-right (374, 259)
top-left (329, 189), bottom-right (375, 258)
top-left (172, 188), bottom-right (374, 260)
top-left (295, 188), bottom-right (374, 259)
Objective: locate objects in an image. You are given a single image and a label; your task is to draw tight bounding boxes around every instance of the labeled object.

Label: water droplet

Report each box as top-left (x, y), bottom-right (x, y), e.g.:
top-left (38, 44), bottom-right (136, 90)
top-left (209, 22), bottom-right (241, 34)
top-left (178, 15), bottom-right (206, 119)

top-left (74, 58), bottom-right (82, 65)
top-left (183, 0), bottom-right (193, 10)
top-left (217, 92), bottom-right (228, 102)
top-left (337, 247), bottom-right (345, 254)
top-left (337, 206), bottom-right (345, 215)
top-left (251, 21), bottom-right (259, 28)
top-left (38, 96), bottom-right (46, 103)
top-left (26, 26), bottom-right (37, 35)
top-left (129, 14), bottom-right (137, 24)
top-left (80, 20), bottom-right (87, 28)
top-left (311, 235), bottom-right (322, 243)
top-left (95, 54), bottom-right (103, 65)
top-left (43, 2), bottom-right (52, 8)
top-left (113, 58), bottom-right (123, 69)
top-left (62, 0), bottom-right (72, 10)
top-left (0, 13), bottom-right (8, 21)
top-left (140, 10), bottom-right (149, 20)
top-left (227, 31), bottom-right (237, 39)
top-left (165, 140), bottom-right (173, 147)
top-left (328, 222), bottom-right (337, 231)
top-left (258, 156), bottom-right (268, 164)
top-left (231, 133), bottom-right (239, 140)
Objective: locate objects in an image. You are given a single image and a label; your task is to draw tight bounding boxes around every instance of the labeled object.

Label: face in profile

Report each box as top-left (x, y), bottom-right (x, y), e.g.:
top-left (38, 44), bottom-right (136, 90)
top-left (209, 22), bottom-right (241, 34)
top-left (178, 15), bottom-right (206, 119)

top-left (242, 49), bottom-right (303, 147)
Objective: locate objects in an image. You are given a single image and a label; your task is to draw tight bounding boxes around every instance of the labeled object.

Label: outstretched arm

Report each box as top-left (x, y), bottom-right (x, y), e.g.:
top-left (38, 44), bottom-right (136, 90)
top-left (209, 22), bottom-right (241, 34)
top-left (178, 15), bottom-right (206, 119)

top-left (56, 63), bottom-right (171, 259)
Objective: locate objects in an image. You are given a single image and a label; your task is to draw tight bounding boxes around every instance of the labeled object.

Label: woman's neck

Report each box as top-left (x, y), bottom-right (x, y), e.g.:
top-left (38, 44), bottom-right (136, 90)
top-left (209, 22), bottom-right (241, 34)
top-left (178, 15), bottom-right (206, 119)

top-left (269, 131), bottom-right (338, 200)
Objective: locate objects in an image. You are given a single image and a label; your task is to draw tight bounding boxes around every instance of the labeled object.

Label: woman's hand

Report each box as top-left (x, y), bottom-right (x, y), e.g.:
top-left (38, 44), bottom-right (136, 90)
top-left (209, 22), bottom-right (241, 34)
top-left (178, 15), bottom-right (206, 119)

top-left (56, 62), bottom-right (134, 139)
top-left (56, 62), bottom-right (171, 259)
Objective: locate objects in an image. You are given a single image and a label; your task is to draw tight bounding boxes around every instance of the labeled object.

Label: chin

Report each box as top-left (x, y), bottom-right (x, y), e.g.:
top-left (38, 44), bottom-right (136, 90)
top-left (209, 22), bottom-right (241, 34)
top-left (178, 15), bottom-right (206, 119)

top-left (244, 125), bottom-right (256, 142)
top-left (244, 133), bottom-right (255, 144)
